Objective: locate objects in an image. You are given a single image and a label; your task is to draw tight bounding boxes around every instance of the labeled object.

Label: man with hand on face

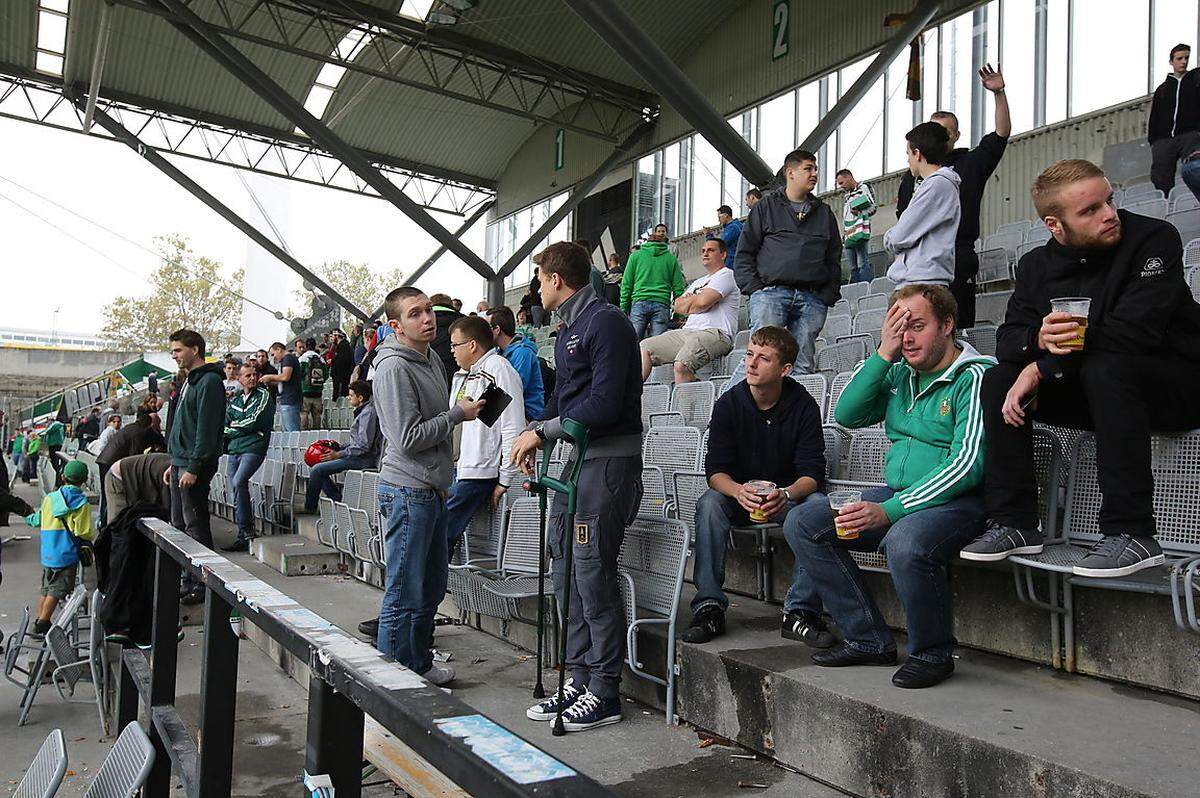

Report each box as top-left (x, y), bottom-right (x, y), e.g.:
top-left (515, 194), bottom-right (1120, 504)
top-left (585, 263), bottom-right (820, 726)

top-left (785, 285), bottom-right (993, 689)
top-left (511, 241), bottom-right (643, 733)
top-left (371, 288), bottom-right (485, 686)
top-left (960, 160), bottom-right (1200, 578)
top-left (443, 315), bottom-right (526, 553)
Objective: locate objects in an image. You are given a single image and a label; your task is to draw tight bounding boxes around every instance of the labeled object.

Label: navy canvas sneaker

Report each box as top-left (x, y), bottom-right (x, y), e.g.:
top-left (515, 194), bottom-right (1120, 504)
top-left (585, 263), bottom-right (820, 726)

top-left (960, 521), bottom-right (1044, 562)
top-left (560, 688), bottom-right (622, 732)
top-left (526, 678), bottom-right (583, 721)
top-left (1073, 534), bottom-right (1165, 578)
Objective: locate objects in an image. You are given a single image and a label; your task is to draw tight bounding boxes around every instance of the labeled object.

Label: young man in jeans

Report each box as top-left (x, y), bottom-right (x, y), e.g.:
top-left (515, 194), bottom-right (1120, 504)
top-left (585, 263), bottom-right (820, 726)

top-left (222, 362), bottom-right (275, 553)
top-left (785, 286), bottom-right (992, 689)
top-left (730, 148), bottom-right (842, 382)
top-left (372, 287), bottom-right (484, 686)
top-left (681, 326), bottom-right (830, 648)
top-left (163, 329), bottom-right (227, 605)
top-left (620, 226), bottom-right (685, 340)
top-left (261, 342), bottom-right (300, 432)
top-left (303, 380), bottom-right (380, 512)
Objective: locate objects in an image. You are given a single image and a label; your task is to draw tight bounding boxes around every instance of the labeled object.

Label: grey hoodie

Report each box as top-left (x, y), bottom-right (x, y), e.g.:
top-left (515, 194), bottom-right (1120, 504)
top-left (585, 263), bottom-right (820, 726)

top-left (371, 335), bottom-right (464, 491)
top-left (884, 166), bottom-right (962, 287)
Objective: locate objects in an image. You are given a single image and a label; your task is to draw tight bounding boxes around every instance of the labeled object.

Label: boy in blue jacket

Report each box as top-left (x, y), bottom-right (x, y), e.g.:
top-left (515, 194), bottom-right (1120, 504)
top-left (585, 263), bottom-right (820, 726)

top-left (26, 459), bottom-right (94, 634)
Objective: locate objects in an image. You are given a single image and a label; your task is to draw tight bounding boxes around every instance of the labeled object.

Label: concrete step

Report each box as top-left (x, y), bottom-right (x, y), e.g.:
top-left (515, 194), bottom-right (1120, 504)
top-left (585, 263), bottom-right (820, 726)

top-left (251, 534), bottom-right (343, 576)
top-left (294, 513), bottom-right (322, 544)
top-left (669, 596), bottom-right (1200, 798)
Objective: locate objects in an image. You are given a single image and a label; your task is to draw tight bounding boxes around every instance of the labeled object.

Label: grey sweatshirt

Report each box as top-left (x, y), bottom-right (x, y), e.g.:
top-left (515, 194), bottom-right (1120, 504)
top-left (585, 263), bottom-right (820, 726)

top-left (884, 166), bottom-right (961, 287)
top-left (371, 335), bottom-right (464, 491)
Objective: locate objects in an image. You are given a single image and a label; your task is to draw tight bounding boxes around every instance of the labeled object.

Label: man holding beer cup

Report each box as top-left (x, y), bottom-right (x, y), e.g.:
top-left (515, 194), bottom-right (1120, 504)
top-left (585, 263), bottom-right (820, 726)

top-left (784, 285), bottom-right (993, 688)
top-left (961, 159), bottom-right (1200, 577)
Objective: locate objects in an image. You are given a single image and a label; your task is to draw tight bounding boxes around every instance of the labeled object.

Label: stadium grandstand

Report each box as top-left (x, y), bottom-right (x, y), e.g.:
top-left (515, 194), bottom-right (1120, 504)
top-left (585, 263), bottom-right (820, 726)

top-left (2, 1), bottom-right (1200, 797)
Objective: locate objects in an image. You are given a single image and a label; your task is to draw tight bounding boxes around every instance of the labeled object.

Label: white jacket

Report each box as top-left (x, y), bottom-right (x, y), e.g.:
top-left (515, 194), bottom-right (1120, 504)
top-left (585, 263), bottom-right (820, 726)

top-left (449, 348), bottom-right (526, 487)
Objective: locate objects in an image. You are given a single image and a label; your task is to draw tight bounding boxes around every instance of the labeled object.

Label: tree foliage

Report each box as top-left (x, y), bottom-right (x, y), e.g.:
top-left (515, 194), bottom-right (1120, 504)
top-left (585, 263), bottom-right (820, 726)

top-left (290, 260), bottom-right (406, 333)
top-left (101, 235), bottom-right (244, 354)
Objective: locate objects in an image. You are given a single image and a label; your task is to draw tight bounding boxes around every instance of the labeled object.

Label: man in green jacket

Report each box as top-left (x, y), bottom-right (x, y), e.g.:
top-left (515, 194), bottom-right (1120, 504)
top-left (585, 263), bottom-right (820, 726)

top-left (222, 361), bottom-right (275, 552)
top-left (783, 285), bottom-right (992, 689)
top-left (164, 329), bottom-right (227, 603)
top-left (43, 419), bottom-right (66, 486)
top-left (620, 229), bottom-right (685, 340)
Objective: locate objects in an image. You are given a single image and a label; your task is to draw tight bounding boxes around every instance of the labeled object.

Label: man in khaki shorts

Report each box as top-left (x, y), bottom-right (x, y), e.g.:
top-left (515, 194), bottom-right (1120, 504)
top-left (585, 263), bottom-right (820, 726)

top-left (640, 237), bottom-right (741, 383)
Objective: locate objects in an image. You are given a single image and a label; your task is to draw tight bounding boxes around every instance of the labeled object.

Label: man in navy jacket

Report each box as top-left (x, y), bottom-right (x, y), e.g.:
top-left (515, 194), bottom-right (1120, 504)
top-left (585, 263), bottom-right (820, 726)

top-left (511, 241), bottom-right (643, 734)
top-left (683, 327), bottom-right (829, 647)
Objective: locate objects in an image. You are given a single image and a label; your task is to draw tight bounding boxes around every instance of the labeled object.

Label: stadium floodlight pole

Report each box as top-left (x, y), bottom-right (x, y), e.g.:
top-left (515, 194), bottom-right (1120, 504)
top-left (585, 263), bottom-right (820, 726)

top-left (496, 118), bottom-right (656, 284)
top-left (561, 0), bottom-right (774, 190)
top-left (151, 0), bottom-right (499, 283)
top-left (72, 93), bottom-right (375, 324)
top-left (799, 0), bottom-right (942, 154)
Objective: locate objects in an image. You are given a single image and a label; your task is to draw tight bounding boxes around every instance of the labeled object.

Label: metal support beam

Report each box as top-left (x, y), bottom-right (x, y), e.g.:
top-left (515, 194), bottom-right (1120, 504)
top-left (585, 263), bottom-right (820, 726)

top-left (74, 94), bottom-right (374, 323)
top-left (498, 119), bottom-right (654, 279)
top-left (486, 275), bottom-right (506, 310)
top-left (799, 0), bottom-right (941, 155)
top-left (81, 0), bottom-right (114, 133)
top-left (153, 0), bottom-right (498, 282)
top-left (562, 0), bottom-right (774, 189)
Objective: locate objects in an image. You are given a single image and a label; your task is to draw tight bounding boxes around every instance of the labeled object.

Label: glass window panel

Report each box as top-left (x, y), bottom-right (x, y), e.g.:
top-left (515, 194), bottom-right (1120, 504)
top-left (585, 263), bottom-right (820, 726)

top-left (35, 51), bottom-right (63, 75)
top-left (838, 56), bottom-right (885, 181)
top-left (1152, 0), bottom-right (1199, 89)
top-left (1071, 0), bottom-right (1148, 115)
top-left (758, 90), bottom-right (796, 174)
top-left (1045, 0), bottom-right (1068, 123)
top-left (885, 46), bottom-right (917, 173)
top-left (662, 142), bottom-right (681, 238)
top-left (938, 13), bottom-right (974, 147)
top-left (921, 27), bottom-right (939, 119)
top-left (315, 63), bottom-right (347, 89)
top-left (37, 11), bottom-right (67, 52)
top-left (636, 153), bottom-right (660, 240)
top-left (41, 0), bottom-right (70, 13)
top-left (691, 135), bottom-right (722, 234)
top-left (981, 1), bottom-right (1000, 135)
top-left (723, 113), bottom-right (752, 214)
top-left (796, 82), bottom-right (820, 145)
top-left (302, 85), bottom-right (334, 119)
top-left (1001, 0), bottom-right (1037, 135)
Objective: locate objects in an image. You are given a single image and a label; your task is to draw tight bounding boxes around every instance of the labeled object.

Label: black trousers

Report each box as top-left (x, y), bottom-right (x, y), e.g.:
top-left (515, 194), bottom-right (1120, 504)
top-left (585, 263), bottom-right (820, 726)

top-left (983, 354), bottom-right (1200, 535)
top-left (950, 245), bottom-right (979, 329)
top-left (331, 369), bottom-right (350, 399)
top-left (1151, 131), bottom-right (1200, 196)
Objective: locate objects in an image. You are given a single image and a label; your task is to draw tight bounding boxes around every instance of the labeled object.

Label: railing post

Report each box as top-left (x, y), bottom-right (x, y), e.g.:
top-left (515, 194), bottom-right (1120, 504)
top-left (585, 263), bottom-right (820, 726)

top-left (197, 591), bottom-right (239, 797)
top-left (146, 546), bottom-right (182, 798)
top-left (305, 676), bottom-right (364, 798)
top-left (118, 657), bottom-right (139, 729)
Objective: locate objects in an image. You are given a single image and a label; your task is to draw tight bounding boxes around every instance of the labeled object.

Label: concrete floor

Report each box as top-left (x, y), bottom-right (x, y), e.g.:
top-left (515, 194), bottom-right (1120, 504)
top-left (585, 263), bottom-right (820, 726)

top-left (0, 477), bottom-right (843, 797)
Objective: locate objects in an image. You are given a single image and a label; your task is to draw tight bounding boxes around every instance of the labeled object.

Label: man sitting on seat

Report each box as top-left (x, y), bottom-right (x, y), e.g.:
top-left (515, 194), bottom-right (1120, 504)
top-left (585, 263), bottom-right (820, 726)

top-left (682, 326), bottom-right (829, 645)
top-left (960, 159), bottom-right (1200, 576)
top-left (640, 237), bottom-right (740, 384)
top-left (785, 285), bottom-right (993, 688)
top-left (302, 380), bottom-right (380, 514)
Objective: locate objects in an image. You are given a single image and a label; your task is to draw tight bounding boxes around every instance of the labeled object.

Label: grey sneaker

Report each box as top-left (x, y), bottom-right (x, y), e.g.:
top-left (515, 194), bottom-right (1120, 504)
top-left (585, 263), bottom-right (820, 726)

top-left (1073, 534), bottom-right (1165, 578)
top-left (423, 663), bottom-right (456, 686)
top-left (960, 522), bottom-right (1044, 562)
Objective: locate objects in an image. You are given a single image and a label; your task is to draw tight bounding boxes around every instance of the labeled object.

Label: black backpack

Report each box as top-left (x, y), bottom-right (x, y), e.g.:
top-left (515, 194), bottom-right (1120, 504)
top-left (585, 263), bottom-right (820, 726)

top-left (302, 357), bottom-right (327, 394)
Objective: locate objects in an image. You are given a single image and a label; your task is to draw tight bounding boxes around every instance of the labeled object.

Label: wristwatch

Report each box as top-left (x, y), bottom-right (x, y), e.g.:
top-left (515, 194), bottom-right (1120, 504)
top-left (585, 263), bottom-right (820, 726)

top-left (533, 422), bottom-right (547, 441)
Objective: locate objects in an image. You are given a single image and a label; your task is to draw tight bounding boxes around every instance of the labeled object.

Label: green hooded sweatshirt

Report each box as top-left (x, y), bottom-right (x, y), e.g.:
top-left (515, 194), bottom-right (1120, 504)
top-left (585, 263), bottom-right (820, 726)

top-left (833, 342), bottom-right (995, 522)
top-left (620, 241), bottom-right (685, 312)
top-left (224, 385), bottom-right (276, 456)
top-left (166, 361), bottom-right (227, 474)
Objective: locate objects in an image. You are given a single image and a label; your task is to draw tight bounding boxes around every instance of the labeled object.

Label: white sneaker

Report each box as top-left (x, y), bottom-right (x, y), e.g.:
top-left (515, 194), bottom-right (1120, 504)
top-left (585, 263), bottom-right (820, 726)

top-left (423, 663), bottom-right (456, 686)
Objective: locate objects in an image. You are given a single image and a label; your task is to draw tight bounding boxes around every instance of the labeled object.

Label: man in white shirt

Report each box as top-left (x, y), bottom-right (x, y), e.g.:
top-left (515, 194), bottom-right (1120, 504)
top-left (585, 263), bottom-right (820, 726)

top-left (640, 237), bottom-right (741, 383)
top-left (444, 315), bottom-right (527, 551)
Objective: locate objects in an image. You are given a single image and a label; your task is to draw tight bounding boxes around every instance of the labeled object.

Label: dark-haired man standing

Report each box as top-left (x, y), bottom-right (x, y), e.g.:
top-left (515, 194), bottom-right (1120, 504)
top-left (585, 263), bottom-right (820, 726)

top-left (511, 241), bottom-right (643, 733)
top-left (1148, 44), bottom-right (1200, 197)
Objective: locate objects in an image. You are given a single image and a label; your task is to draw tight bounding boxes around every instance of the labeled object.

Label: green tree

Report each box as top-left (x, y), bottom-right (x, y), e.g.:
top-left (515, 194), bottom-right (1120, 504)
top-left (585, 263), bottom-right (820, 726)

top-left (290, 260), bottom-right (406, 333)
top-left (101, 235), bottom-right (245, 354)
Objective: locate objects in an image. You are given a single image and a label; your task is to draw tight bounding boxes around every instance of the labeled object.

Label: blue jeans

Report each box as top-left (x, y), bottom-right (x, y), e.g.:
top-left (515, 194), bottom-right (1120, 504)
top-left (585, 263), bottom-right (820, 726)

top-left (304, 454), bottom-right (373, 510)
top-left (227, 452), bottom-right (266, 539)
top-left (279, 402), bottom-right (301, 432)
top-left (847, 244), bottom-right (872, 284)
top-left (690, 489), bottom-right (822, 618)
top-left (1183, 155), bottom-right (1200, 203)
top-left (629, 300), bottom-right (671, 340)
top-left (783, 487), bottom-right (985, 663)
top-left (444, 478), bottom-right (497, 551)
top-left (376, 481), bottom-right (448, 675)
top-left (723, 287), bottom-right (828, 394)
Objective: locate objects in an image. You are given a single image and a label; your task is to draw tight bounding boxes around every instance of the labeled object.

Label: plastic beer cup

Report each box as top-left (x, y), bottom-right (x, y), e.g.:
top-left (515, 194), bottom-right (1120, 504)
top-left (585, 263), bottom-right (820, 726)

top-left (746, 480), bottom-right (777, 522)
top-left (829, 489), bottom-right (863, 540)
top-left (1050, 297), bottom-right (1090, 351)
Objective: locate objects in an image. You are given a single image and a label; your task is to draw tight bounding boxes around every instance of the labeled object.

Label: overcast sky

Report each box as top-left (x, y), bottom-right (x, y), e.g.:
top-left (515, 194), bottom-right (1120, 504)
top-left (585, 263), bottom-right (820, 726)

top-left (0, 115), bottom-right (488, 349)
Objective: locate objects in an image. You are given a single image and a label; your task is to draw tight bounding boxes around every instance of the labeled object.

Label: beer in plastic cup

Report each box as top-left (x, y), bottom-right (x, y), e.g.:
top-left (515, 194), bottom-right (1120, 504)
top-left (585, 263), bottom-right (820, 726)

top-left (829, 489), bottom-right (863, 540)
top-left (1050, 297), bottom-right (1091, 351)
top-left (746, 480), bottom-right (777, 522)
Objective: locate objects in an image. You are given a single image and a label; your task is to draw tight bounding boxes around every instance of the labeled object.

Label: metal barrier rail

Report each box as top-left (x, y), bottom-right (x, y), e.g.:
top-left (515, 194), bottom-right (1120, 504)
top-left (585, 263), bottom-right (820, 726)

top-left (121, 517), bottom-right (612, 798)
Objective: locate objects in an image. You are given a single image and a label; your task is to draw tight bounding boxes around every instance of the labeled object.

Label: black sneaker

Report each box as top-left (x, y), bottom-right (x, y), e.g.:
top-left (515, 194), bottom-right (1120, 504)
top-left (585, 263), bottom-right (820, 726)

top-left (526, 678), bottom-right (583, 721)
top-left (32, 619), bottom-right (51, 637)
top-left (221, 539), bottom-right (251, 553)
top-left (1073, 534), bottom-right (1165, 578)
top-left (560, 688), bottom-right (622, 732)
top-left (358, 617), bottom-right (379, 637)
top-left (892, 658), bottom-right (954, 689)
top-left (681, 608), bottom-right (725, 643)
top-left (180, 587), bottom-right (205, 606)
top-left (959, 521), bottom-right (1044, 562)
top-left (811, 642), bottom-right (897, 667)
top-left (781, 611), bottom-right (836, 648)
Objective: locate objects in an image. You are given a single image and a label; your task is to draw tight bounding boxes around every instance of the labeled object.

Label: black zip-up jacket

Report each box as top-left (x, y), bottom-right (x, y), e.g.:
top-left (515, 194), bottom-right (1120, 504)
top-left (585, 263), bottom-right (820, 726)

top-left (705, 378), bottom-right (825, 490)
top-left (1148, 69), bottom-right (1200, 144)
top-left (733, 189), bottom-right (843, 306)
top-left (997, 210), bottom-right (1200, 380)
top-left (896, 132), bottom-right (1009, 246)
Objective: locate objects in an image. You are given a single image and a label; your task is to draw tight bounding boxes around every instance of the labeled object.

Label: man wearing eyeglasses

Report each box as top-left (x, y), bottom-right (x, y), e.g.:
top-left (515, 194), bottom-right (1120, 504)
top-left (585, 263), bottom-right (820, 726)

top-left (444, 316), bottom-right (527, 551)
